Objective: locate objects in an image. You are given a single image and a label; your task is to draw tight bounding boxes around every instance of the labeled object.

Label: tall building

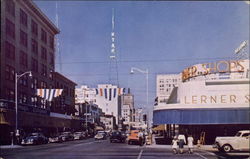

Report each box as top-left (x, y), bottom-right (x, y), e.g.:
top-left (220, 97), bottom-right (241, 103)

top-left (75, 84), bottom-right (125, 125)
top-left (120, 93), bottom-right (134, 125)
top-left (156, 74), bottom-right (181, 106)
top-left (0, 0), bottom-right (77, 144)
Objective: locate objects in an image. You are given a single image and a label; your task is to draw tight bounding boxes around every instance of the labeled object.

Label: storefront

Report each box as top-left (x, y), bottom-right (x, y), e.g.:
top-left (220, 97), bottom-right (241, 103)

top-left (153, 59), bottom-right (250, 144)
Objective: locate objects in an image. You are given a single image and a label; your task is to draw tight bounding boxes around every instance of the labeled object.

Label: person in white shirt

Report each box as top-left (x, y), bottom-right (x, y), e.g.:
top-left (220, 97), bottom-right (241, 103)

top-left (172, 136), bottom-right (178, 154)
top-left (178, 134), bottom-right (186, 154)
top-left (187, 135), bottom-right (194, 154)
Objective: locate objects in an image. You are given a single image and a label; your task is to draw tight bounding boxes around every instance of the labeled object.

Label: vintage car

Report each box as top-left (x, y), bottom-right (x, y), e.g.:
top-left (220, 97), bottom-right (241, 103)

top-left (48, 134), bottom-right (63, 143)
top-left (110, 131), bottom-right (126, 143)
top-left (214, 130), bottom-right (250, 152)
top-left (127, 130), bottom-right (145, 145)
top-left (21, 133), bottom-right (48, 145)
top-left (94, 131), bottom-right (107, 140)
top-left (73, 131), bottom-right (86, 140)
top-left (60, 132), bottom-right (74, 142)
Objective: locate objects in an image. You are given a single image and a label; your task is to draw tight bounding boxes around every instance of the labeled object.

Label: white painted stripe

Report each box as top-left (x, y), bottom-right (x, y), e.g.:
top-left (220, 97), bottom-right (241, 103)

top-left (194, 152), bottom-right (208, 159)
top-left (137, 149), bottom-right (143, 159)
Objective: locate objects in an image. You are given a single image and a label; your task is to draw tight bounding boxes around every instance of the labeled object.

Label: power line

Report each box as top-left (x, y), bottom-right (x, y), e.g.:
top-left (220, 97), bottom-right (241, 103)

top-left (55, 56), bottom-right (232, 65)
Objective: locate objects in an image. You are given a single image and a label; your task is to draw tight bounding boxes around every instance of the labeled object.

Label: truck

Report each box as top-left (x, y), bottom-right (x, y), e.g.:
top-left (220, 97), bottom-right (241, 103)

top-left (214, 130), bottom-right (250, 152)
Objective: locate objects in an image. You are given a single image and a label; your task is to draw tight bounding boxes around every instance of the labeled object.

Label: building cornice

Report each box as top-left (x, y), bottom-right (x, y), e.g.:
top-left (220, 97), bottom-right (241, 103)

top-left (22, 0), bottom-right (60, 34)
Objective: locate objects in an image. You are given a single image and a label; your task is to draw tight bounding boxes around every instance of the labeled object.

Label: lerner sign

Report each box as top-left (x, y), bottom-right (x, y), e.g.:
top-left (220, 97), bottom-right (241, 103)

top-left (182, 60), bottom-right (246, 82)
top-left (182, 94), bottom-right (250, 105)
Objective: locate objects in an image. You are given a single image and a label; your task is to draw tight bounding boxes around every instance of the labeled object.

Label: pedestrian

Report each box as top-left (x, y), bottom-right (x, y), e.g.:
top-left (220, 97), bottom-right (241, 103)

top-left (172, 136), bottom-right (179, 154)
top-left (138, 130), bottom-right (144, 146)
top-left (178, 134), bottom-right (186, 154)
top-left (187, 134), bottom-right (194, 154)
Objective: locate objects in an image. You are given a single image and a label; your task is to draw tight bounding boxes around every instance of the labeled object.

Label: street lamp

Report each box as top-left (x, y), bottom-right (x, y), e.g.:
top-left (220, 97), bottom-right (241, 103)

top-left (15, 71), bottom-right (32, 139)
top-left (130, 67), bottom-right (149, 128)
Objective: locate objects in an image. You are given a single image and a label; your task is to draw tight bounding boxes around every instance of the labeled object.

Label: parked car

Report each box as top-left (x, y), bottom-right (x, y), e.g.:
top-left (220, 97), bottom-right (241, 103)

top-left (73, 131), bottom-right (86, 140)
top-left (214, 130), bottom-right (250, 152)
top-left (21, 133), bottom-right (48, 145)
top-left (110, 131), bottom-right (126, 143)
top-left (60, 132), bottom-right (74, 142)
top-left (48, 134), bottom-right (63, 143)
top-left (94, 131), bottom-right (107, 140)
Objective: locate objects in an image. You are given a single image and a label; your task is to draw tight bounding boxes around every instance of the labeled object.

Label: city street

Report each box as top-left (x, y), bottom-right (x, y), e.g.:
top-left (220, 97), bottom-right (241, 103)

top-left (1, 139), bottom-right (249, 159)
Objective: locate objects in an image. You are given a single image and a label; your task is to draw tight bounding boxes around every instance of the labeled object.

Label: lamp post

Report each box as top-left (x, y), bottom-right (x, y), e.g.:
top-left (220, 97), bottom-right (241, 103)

top-left (130, 67), bottom-right (149, 129)
top-left (15, 71), bottom-right (32, 140)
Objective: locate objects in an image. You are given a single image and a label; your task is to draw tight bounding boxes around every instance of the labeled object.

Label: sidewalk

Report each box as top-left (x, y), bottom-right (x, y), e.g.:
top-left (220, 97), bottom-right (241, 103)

top-left (0, 145), bottom-right (22, 149)
top-left (146, 143), bottom-right (217, 152)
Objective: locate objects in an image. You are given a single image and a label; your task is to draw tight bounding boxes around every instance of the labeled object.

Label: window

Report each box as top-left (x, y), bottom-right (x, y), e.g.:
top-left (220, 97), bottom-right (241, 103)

top-left (31, 96), bottom-right (38, 106)
top-left (41, 47), bottom-right (47, 60)
top-left (31, 20), bottom-right (38, 35)
top-left (19, 73), bottom-right (28, 87)
top-left (41, 64), bottom-right (47, 77)
top-left (49, 36), bottom-right (54, 49)
top-left (19, 93), bottom-right (27, 103)
top-left (5, 88), bottom-right (15, 101)
top-left (20, 30), bottom-right (27, 47)
top-left (31, 58), bottom-right (38, 72)
top-left (20, 9), bottom-right (27, 26)
top-left (41, 81), bottom-right (47, 88)
top-left (31, 77), bottom-right (38, 89)
top-left (41, 28), bottom-right (47, 44)
top-left (5, 41), bottom-right (15, 60)
top-left (5, 65), bottom-right (15, 81)
top-left (6, 18), bottom-right (15, 39)
top-left (20, 51), bottom-right (28, 67)
top-left (31, 39), bottom-right (38, 54)
top-left (5, 0), bottom-right (15, 17)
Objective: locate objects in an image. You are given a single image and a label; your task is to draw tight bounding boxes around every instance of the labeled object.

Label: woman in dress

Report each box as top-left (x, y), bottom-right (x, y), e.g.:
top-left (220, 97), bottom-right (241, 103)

top-left (172, 136), bottom-right (179, 154)
top-left (178, 134), bottom-right (186, 154)
top-left (187, 134), bottom-right (194, 154)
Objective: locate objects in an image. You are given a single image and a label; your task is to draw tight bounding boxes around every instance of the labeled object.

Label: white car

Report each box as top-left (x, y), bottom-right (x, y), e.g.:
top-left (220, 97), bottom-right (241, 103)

top-left (214, 130), bottom-right (250, 152)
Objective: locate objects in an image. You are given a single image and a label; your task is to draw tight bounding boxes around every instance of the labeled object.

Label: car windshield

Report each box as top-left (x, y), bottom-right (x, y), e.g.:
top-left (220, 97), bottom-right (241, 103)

top-left (235, 132), bottom-right (242, 137)
top-left (74, 132), bottom-right (82, 135)
top-left (30, 133), bottom-right (39, 136)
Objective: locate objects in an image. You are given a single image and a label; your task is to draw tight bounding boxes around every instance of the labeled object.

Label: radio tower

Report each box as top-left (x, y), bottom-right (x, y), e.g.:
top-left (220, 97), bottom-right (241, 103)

top-left (109, 8), bottom-right (119, 86)
top-left (55, 2), bottom-right (62, 73)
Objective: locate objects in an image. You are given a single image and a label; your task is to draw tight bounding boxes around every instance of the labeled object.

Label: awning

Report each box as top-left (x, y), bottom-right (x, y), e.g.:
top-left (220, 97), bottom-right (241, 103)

top-left (153, 108), bottom-right (250, 125)
top-left (153, 124), bottom-right (165, 131)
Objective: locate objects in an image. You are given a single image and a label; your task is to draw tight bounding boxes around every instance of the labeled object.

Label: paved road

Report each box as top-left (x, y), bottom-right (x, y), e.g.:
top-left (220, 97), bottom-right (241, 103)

top-left (0, 139), bottom-right (249, 159)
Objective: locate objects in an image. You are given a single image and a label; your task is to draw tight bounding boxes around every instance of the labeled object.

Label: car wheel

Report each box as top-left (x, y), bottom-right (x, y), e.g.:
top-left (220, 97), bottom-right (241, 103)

top-left (222, 144), bottom-right (232, 153)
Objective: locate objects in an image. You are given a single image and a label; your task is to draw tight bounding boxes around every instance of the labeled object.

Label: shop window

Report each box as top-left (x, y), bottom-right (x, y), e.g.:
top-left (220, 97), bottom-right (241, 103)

top-left (6, 18), bottom-right (15, 39)
top-left (20, 9), bottom-right (27, 26)
top-left (5, 0), bottom-right (15, 17)
top-left (20, 30), bottom-right (27, 47)
top-left (5, 41), bottom-right (15, 60)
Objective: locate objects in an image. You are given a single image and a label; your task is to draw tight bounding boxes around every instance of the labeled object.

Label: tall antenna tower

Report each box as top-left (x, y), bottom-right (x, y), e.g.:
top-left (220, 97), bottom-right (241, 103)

top-left (55, 2), bottom-right (62, 73)
top-left (109, 8), bottom-right (119, 86)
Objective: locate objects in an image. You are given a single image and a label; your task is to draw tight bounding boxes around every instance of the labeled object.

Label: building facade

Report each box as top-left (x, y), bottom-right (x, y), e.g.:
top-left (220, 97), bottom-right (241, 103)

top-left (153, 59), bottom-right (250, 144)
top-left (75, 84), bottom-right (125, 125)
top-left (0, 0), bottom-right (77, 144)
top-left (156, 74), bottom-right (181, 106)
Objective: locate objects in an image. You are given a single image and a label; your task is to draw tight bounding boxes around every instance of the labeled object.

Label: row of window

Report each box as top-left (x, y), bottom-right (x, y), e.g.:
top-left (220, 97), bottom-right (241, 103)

top-left (5, 41), bottom-right (54, 67)
top-left (159, 78), bottom-right (179, 83)
top-left (5, 3), bottom-right (54, 49)
top-left (159, 84), bottom-right (176, 87)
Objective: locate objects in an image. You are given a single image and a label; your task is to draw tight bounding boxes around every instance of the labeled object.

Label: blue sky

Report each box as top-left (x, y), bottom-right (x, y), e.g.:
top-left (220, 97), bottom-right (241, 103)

top-left (34, 1), bottom-right (249, 117)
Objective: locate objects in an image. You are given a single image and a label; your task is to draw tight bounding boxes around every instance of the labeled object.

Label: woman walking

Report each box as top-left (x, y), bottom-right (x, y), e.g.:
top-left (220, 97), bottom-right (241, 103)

top-left (187, 134), bottom-right (194, 154)
top-left (172, 136), bottom-right (179, 154)
top-left (178, 134), bottom-right (186, 154)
